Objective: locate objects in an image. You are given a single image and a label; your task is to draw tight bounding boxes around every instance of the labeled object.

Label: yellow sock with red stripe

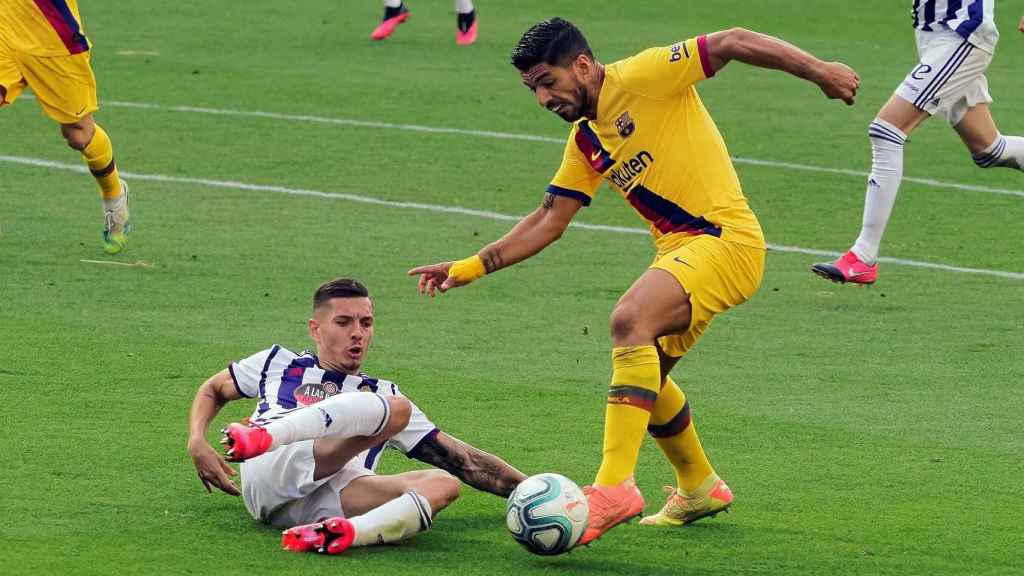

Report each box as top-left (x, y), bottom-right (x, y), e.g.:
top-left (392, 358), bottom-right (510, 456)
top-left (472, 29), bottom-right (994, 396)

top-left (81, 124), bottom-right (122, 202)
top-left (594, 345), bottom-right (661, 486)
top-left (648, 376), bottom-right (714, 492)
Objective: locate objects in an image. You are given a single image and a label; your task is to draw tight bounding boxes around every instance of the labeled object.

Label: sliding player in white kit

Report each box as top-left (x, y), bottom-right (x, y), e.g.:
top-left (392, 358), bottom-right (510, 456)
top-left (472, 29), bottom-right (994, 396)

top-left (187, 278), bottom-right (525, 554)
top-left (813, 2), bottom-right (1024, 284)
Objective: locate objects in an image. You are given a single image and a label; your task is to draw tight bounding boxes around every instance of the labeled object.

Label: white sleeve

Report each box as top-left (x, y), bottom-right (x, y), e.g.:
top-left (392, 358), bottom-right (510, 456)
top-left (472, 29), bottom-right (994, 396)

top-left (228, 347), bottom-right (275, 399)
top-left (388, 398), bottom-right (439, 455)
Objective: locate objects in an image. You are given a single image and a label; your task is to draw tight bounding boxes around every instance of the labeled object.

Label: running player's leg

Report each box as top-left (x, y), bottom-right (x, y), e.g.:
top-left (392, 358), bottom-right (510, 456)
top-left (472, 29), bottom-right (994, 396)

top-left (59, 114), bottom-right (130, 253)
top-left (283, 470), bottom-right (460, 554)
top-left (580, 267), bottom-right (692, 544)
top-left (371, 0), bottom-right (410, 41)
top-left (811, 95), bottom-right (927, 284)
top-left (648, 352), bottom-right (715, 492)
top-left (18, 49), bottom-right (129, 253)
top-left (813, 30), bottom-right (977, 283)
top-left (639, 239), bottom-right (762, 528)
top-left (956, 103), bottom-right (1024, 171)
top-left (850, 96), bottom-right (929, 265)
top-left (642, 359), bottom-right (733, 526)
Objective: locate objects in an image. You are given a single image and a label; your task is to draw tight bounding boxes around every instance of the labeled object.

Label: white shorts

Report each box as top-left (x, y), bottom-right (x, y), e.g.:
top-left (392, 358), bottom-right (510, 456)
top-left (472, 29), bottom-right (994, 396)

top-left (895, 28), bottom-right (993, 126)
top-left (241, 440), bottom-right (375, 528)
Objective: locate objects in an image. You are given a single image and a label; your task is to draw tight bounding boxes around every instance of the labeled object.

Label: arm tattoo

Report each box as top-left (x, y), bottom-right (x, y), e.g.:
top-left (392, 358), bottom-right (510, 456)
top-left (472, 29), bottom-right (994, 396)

top-left (542, 193), bottom-right (555, 210)
top-left (411, 432), bottom-right (527, 497)
top-left (480, 248), bottom-right (504, 274)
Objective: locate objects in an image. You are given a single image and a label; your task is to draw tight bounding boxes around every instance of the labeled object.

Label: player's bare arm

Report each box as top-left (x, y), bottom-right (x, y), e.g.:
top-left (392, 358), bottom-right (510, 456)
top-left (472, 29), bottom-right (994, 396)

top-left (705, 27), bottom-right (860, 105)
top-left (1019, 15), bottom-right (1023, 33)
top-left (411, 432), bottom-right (527, 497)
top-left (187, 369), bottom-right (243, 496)
top-left (407, 193), bottom-right (581, 296)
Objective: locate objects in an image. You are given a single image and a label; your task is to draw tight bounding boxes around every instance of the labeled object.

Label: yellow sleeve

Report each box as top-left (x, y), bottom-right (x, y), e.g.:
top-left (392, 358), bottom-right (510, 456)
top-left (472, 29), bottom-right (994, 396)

top-left (547, 127), bottom-right (603, 206)
top-left (612, 36), bottom-right (714, 99)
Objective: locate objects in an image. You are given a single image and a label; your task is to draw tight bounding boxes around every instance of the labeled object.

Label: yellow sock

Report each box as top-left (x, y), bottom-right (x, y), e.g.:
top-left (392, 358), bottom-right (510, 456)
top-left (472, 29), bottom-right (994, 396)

top-left (648, 376), bottom-right (714, 492)
top-left (594, 345), bottom-right (661, 486)
top-left (81, 124), bottom-right (122, 200)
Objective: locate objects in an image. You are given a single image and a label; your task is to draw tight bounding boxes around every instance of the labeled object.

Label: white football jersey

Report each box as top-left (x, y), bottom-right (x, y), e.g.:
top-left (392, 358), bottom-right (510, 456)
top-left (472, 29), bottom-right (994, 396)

top-left (230, 345), bottom-right (438, 471)
top-left (912, 0), bottom-right (999, 53)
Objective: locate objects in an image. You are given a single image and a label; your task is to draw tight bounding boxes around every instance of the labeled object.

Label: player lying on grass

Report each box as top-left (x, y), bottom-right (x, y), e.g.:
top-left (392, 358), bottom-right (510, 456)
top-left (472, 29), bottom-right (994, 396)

top-left (187, 278), bottom-right (526, 554)
top-left (409, 18), bottom-right (859, 546)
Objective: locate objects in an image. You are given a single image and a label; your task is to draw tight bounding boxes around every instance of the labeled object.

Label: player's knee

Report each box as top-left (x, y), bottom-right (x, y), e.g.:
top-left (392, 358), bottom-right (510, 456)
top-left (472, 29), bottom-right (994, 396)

top-left (383, 396), bottom-right (411, 435)
top-left (60, 123), bottom-right (92, 151)
top-left (429, 470), bottom-right (462, 507)
top-left (439, 471), bottom-right (461, 502)
top-left (609, 302), bottom-right (644, 341)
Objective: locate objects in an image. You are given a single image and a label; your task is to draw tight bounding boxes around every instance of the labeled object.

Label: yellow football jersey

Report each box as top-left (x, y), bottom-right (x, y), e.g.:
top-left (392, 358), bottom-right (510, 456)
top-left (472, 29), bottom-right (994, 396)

top-left (548, 35), bottom-right (765, 253)
top-left (0, 0), bottom-right (89, 56)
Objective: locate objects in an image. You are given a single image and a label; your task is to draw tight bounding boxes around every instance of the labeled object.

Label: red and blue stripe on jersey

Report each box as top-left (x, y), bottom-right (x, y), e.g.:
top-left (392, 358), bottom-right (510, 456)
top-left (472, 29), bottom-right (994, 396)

top-left (575, 121), bottom-right (616, 173)
top-left (627, 184), bottom-right (723, 237)
top-left (32, 0), bottom-right (89, 54)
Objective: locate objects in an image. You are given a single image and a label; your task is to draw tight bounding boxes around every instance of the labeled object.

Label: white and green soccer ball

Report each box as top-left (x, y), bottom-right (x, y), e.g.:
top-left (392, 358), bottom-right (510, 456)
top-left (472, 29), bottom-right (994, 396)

top-left (505, 473), bottom-right (589, 555)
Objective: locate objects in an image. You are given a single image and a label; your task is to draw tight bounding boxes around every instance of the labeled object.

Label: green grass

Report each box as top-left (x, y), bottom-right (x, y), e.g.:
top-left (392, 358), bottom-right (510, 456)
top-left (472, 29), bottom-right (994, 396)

top-left (1, 1), bottom-right (1022, 574)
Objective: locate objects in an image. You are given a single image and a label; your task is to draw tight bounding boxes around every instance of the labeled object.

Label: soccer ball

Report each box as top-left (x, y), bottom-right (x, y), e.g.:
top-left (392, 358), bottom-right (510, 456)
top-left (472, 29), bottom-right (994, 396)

top-left (505, 473), bottom-right (589, 555)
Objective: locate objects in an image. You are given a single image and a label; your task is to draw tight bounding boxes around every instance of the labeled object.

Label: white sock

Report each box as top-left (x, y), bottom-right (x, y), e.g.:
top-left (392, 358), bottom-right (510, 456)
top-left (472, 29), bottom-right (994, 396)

top-left (383, 0), bottom-right (402, 8)
top-left (454, 0), bottom-right (473, 14)
top-left (101, 189), bottom-right (125, 213)
top-left (263, 392), bottom-right (390, 450)
top-left (350, 491), bottom-right (433, 547)
top-left (973, 134), bottom-right (1024, 171)
top-left (851, 118), bottom-right (907, 264)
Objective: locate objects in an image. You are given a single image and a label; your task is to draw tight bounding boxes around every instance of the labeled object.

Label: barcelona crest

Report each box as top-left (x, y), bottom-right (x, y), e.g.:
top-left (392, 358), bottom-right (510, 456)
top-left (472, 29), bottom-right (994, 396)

top-left (615, 111), bottom-right (635, 138)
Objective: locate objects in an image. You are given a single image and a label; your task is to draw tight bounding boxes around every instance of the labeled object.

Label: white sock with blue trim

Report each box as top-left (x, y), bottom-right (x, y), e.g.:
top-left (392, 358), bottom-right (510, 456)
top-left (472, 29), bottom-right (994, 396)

top-left (262, 392), bottom-right (390, 450)
top-left (350, 491), bottom-right (433, 546)
top-left (973, 134), bottom-right (1024, 171)
top-left (851, 118), bottom-right (907, 264)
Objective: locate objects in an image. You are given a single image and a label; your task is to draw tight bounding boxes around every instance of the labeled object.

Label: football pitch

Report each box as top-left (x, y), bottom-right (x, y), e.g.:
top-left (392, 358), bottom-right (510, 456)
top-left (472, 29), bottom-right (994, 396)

top-left (1, 1), bottom-right (1022, 574)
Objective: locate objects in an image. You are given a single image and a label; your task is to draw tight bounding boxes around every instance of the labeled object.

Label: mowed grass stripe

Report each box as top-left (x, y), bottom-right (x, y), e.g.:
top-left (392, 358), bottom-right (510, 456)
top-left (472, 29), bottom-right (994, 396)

top-left (56, 95), bottom-right (1024, 199)
top-left (3, 153), bottom-right (1022, 281)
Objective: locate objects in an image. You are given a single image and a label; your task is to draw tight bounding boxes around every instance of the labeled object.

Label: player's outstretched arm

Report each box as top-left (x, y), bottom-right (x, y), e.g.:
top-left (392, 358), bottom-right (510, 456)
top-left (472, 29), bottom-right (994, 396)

top-left (704, 27), bottom-right (860, 105)
top-left (407, 192), bottom-right (581, 296)
top-left (410, 432), bottom-right (528, 497)
top-left (187, 369), bottom-right (243, 496)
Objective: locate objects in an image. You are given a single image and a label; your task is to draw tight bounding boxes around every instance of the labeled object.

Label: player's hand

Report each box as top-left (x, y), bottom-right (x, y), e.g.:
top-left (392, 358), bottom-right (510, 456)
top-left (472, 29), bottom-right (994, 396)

top-left (408, 262), bottom-right (469, 296)
top-left (1018, 15), bottom-right (1023, 33)
top-left (815, 61), bottom-right (859, 105)
top-left (188, 437), bottom-right (241, 496)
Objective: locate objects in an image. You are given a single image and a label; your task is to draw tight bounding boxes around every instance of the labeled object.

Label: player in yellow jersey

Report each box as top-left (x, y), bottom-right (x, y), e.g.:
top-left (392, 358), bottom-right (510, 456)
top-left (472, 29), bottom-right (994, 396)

top-left (0, 0), bottom-right (129, 254)
top-left (409, 17), bottom-right (859, 545)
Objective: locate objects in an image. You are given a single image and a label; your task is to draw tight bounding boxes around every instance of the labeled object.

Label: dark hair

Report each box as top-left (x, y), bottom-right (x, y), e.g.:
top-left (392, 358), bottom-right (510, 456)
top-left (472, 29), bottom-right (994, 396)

top-left (313, 278), bottom-right (370, 311)
top-left (511, 17), bottom-right (593, 71)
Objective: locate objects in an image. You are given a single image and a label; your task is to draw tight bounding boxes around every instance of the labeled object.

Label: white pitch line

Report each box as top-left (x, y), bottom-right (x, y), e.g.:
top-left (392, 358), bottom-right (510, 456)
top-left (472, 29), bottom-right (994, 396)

top-left (3, 154), bottom-right (1022, 281)
top-left (91, 97), bottom-right (1024, 199)
top-left (80, 259), bottom-right (154, 268)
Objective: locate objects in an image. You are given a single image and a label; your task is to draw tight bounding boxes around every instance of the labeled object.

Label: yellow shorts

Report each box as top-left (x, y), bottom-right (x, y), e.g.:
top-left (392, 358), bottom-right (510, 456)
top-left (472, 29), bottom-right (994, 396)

top-left (652, 235), bottom-right (766, 358)
top-left (0, 35), bottom-right (97, 124)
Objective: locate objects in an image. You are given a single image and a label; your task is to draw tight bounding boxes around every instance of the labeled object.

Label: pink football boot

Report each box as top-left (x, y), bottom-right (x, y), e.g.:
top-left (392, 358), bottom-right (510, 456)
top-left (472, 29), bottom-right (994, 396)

top-left (371, 6), bottom-right (410, 41)
top-left (811, 250), bottom-right (878, 285)
top-left (282, 517), bottom-right (356, 555)
top-left (456, 18), bottom-right (477, 45)
top-left (219, 422), bottom-right (273, 462)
